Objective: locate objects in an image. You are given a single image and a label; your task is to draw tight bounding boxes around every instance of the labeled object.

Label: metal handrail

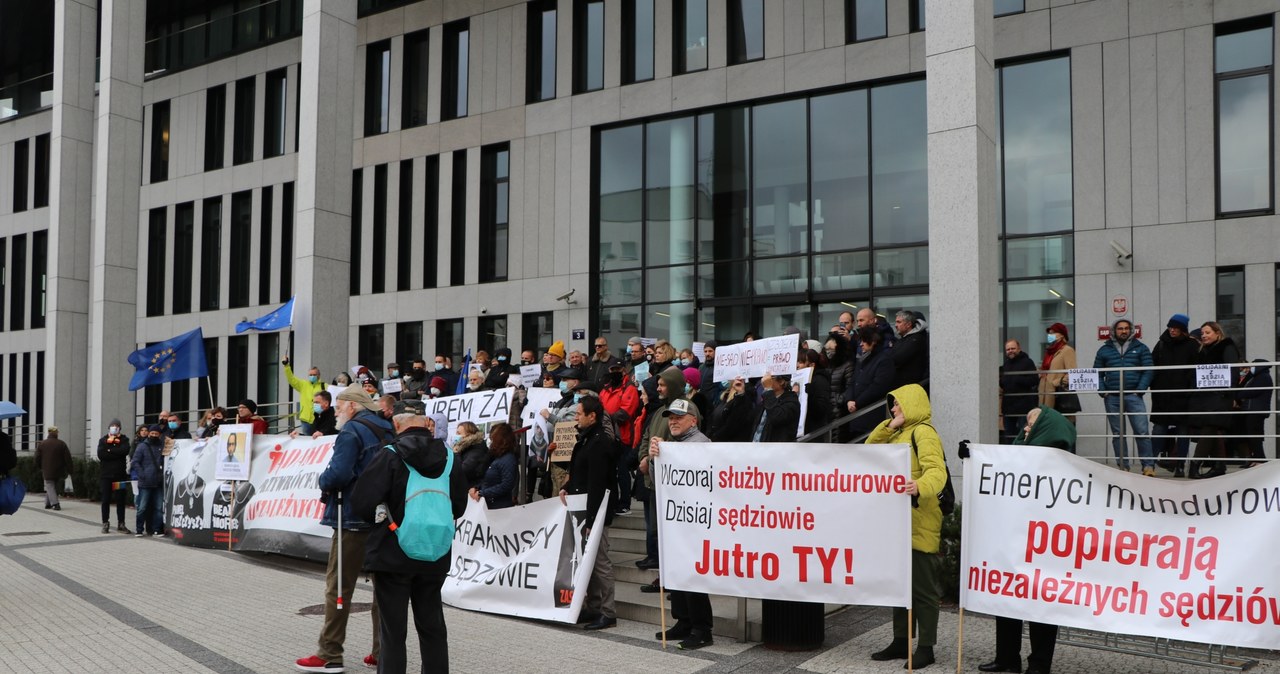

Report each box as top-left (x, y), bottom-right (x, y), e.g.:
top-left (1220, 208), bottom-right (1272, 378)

top-left (797, 377), bottom-right (931, 444)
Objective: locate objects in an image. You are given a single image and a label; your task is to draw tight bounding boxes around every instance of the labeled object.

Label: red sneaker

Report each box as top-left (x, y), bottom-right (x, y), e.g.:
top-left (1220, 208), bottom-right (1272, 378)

top-left (363, 654), bottom-right (377, 668)
top-left (294, 655), bottom-right (345, 672)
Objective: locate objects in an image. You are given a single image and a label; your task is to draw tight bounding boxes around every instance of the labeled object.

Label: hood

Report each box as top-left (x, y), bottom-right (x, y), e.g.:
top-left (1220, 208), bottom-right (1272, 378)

top-left (886, 383), bottom-right (931, 428)
top-left (427, 413), bottom-right (450, 440)
top-left (1024, 405), bottom-right (1077, 450)
top-left (394, 427), bottom-right (450, 478)
top-left (1251, 359), bottom-right (1272, 375)
top-left (901, 321), bottom-right (926, 338)
top-left (658, 366), bottom-right (687, 404)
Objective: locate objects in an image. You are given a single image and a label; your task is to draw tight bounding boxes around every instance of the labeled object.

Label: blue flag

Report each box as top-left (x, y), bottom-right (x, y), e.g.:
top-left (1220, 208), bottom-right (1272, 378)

top-left (127, 328), bottom-right (210, 391)
top-left (455, 349), bottom-right (472, 395)
top-left (235, 297), bottom-right (295, 333)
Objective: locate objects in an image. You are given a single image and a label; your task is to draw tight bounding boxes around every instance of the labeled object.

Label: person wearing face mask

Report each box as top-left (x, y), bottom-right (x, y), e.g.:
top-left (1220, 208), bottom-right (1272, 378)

top-left (825, 333), bottom-right (855, 433)
top-left (483, 348), bottom-right (517, 390)
top-left (451, 421), bottom-right (488, 490)
top-left (541, 367), bottom-right (582, 494)
top-left (432, 354), bottom-right (459, 396)
top-left (403, 359), bottom-right (430, 399)
top-left (520, 349), bottom-right (537, 367)
top-left (471, 423), bottom-right (519, 509)
top-left (635, 367), bottom-right (689, 571)
top-left (682, 367), bottom-right (711, 428)
top-left (382, 362), bottom-right (402, 399)
top-left (697, 342), bottom-right (723, 409)
top-left (304, 392), bottom-right (338, 437)
top-left (426, 376), bottom-right (448, 399)
top-left (196, 407), bottom-right (227, 439)
top-left (97, 419), bottom-right (132, 534)
top-left (283, 356), bottom-right (325, 436)
top-left (1150, 314), bottom-right (1198, 476)
top-left (1037, 323), bottom-right (1078, 424)
top-left (132, 425), bottom-right (167, 537)
top-left (164, 413), bottom-right (192, 440)
top-left (332, 372), bottom-right (353, 387)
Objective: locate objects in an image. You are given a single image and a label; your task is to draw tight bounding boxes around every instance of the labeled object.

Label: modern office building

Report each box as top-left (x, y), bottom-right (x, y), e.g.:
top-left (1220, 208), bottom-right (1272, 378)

top-left (0, 0), bottom-right (1276, 454)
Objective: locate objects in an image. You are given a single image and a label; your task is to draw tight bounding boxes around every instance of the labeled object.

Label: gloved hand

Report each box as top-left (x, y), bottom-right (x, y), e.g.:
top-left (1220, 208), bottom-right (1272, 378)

top-left (957, 439), bottom-right (971, 460)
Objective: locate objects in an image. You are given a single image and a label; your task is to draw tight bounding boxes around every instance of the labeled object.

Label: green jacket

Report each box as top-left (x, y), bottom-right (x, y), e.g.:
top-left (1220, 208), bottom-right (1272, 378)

top-left (1014, 404), bottom-right (1077, 452)
top-left (638, 367), bottom-right (695, 488)
top-left (867, 383), bottom-right (947, 554)
top-left (284, 364), bottom-right (326, 424)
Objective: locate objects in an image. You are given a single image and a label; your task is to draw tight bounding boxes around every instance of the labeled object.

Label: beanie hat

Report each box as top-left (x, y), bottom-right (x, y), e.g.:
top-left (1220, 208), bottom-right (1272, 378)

top-left (1167, 313), bottom-right (1190, 331)
top-left (1047, 323), bottom-right (1069, 342)
top-left (547, 341), bottom-right (566, 359)
top-left (148, 424), bottom-right (165, 434)
top-left (239, 399), bottom-right (258, 415)
top-left (682, 366), bottom-right (702, 389)
top-left (430, 376), bottom-right (447, 391)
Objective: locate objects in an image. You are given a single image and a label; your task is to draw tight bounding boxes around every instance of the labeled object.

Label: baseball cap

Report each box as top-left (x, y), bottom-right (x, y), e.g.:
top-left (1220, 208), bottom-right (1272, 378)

top-left (662, 399), bottom-right (695, 417)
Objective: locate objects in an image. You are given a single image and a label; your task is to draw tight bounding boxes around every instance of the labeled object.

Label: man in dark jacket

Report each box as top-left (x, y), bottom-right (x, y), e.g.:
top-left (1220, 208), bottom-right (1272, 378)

top-left (1093, 319), bottom-right (1155, 474)
top-left (97, 420), bottom-right (131, 534)
top-left (0, 429), bottom-right (15, 475)
top-left (164, 413), bottom-right (192, 440)
top-left (351, 411), bottom-right (466, 674)
top-left (36, 426), bottom-right (72, 510)
top-left (561, 395), bottom-right (618, 631)
top-left (1000, 340), bottom-right (1039, 443)
top-left (1235, 360), bottom-right (1273, 463)
top-left (132, 425), bottom-right (167, 536)
top-left (295, 385), bottom-right (393, 673)
top-left (482, 347), bottom-right (517, 390)
top-left (890, 310), bottom-right (930, 390)
top-left (751, 372), bottom-right (801, 442)
top-left (845, 326), bottom-right (896, 439)
top-left (1150, 314), bottom-right (1198, 476)
top-left (585, 337), bottom-right (622, 385)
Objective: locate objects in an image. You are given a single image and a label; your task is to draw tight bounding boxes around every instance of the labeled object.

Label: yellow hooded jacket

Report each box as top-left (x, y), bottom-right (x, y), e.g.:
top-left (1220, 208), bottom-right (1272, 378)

top-left (867, 383), bottom-right (948, 554)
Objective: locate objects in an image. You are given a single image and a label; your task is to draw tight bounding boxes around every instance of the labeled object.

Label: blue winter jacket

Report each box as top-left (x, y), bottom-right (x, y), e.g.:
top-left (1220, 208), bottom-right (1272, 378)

top-left (1092, 338), bottom-right (1154, 392)
top-left (318, 410), bottom-right (394, 529)
top-left (131, 438), bottom-right (166, 489)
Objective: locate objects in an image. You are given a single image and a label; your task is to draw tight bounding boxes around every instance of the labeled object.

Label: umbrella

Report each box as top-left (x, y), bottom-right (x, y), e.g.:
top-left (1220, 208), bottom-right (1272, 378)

top-left (0, 401), bottom-right (27, 421)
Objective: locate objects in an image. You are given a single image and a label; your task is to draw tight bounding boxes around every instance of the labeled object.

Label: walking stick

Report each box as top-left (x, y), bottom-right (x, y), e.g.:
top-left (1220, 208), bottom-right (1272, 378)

top-left (336, 490), bottom-right (344, 610)
top-left (228, 481), bottom-right (235, 552)
top-left (907, 607), bottom-right (914, 672)
top-left (956, 607), bottom-right (964, 674)
top-left (659, 574), bottom-right (667, 649)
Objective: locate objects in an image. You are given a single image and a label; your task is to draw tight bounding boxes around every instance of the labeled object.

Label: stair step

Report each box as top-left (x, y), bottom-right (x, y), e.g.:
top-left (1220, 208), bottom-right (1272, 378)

top-left (605, 527), bottom-right (648, 554)
top-left (608, 508), bottom-right (646, 531)
top-left (613, 581), bottom-right (764, 641)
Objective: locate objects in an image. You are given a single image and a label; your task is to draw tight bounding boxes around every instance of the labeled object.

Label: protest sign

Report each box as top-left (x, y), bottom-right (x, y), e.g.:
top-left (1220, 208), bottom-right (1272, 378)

top-left (633, 362), bottom-right (651, 384)
top-left (550, 422), bottom-right (577, 463)
top-left (791, 368), bottom-right (811, 439)
top-left (444, 493), bottom-right (608, 622)
top-left (422, 388), bottom-right (514, 436)
top-left (520, 364), bottom-right (542, 388)
top-left (1067, 369), bottom-right (1099, 392)
top-left (521, 387), bottom-right (563, 440)
top-left (654, 441), bottom-right (911, 606)
top-left (1196, 365), bottom-right (1231, 388)
top-left (692, 342), bottom-right (706, 359)
top-left (961, 444), bottom-right (1280, 649)
top-left (381, 378), bottom-right (403, 394)
top-left (213, 424), bottom-right (253, 482)
top-left (712, 334), bottom-right (799, 382)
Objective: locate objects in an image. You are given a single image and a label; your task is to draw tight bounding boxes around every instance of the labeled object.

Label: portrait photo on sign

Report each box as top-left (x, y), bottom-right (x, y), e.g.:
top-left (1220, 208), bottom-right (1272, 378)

top-left (213, 423), bottom-right (254, 481)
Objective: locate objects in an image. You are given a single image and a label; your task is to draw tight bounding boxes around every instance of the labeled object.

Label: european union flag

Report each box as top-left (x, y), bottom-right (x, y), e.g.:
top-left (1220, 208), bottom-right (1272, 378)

top-left (235, 297), bottom-right (295, 333)
top-left (127, 328), bottom-right (210, 391)
top-left (455, 349), bottom-right (472, 395)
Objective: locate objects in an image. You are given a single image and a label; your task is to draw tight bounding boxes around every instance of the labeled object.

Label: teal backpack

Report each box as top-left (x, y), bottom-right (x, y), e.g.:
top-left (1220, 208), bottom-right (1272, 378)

top-left (385, 445), bottom-right (455, 562)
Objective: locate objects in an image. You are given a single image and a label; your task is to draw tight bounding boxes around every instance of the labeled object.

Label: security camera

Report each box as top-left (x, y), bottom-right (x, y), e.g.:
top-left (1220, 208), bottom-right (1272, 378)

top-left (1109, 240), bottom-right (1132, 262)
top-left (555, 289), bottom-right (576, 302)
top-left (480, 307), bottom-right (488, 314)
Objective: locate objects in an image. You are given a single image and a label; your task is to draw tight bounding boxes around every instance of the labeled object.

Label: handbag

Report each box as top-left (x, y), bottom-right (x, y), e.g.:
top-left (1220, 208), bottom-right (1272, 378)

top-left (0, 476), bottom-right (27, 515)
top-left (1054, 380), bottom-right (1082, 414)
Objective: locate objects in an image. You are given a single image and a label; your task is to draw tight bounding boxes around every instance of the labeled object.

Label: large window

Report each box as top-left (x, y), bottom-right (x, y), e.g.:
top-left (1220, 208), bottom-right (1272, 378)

top-left (621, 0), bottom-right (654, 84)
top-left (257, 332), bottom-right (280, 418)
top-left (480, 144), bottom-right (510, 283)
top-left (847, 0), bottom-right (886, 43)
top-left (1216, 267), bottom-right (1247, 356)
top-left (229, 190), bottom-right (253, 308)
top-left (227, 335), bottom-right (249, 405)
top-left (233, 76), bottom-right (255, 165)
top-left (144, 0), bottom-right (302, 77)
top-left (259, 186), bottom-right (274, 305)
top-left (574, 0), bottom-right (605, 93)
top-left (396, 321), bottom-right (423, 363)
top-left (264, 68), bottom-right (287, 157)
top-left (673, 0), bottom-right (707, 74)
top-left (398, 160), bottom-right (414, 292)
top-left (280, 182), bottom-right (294, 301)
top-left (33, 134), bottom-right (49, 209)
top-left (350, 169), bottom-right (363, 295)
top-left (522, 312), bottom-right (553, 355)
top-left (727, 0), bottom-right (764, 65)
top-left (478, 316), bottom-right (508, 356)
top-left (422, 156), bottom-right (440, 289)
top-left (441, 20), bottom-right (469, 121)
top-left (174, 202), bottom-right (194, 314)
top-left (403, 29), bottom-right (430, 128)
top-left (997, 55), bottom-right (1075, 350)
top-left (372, 164), bottom-right (388, 294)
top-left (364, 40), bottom-right (391, 136)
top-left (435, 319), bottom-right (463, 372)
top-left (147, 208), bottom-right (167, 317)
top-left (450, 151), bottom-right (467, 286)
top-left (594, 80), bottom-right (928, 344)
top-left (358, 324), bottom-right (385, 376)
top-left (205, 84), bottom-right (227, 170)
top-left (526, 1), bottom-right (557, 103)
top-left (200, 197), bottom-right (223, 311)
top-left (1215, 17), bottom-right (1273, 216)
top-left (995, 0), bottom-right (1025, 17)
top-left (12, 139), bottom-right (28, 213)
top-left (8, 235), bottom-right (24, 331)
top-left (30, 231), bottom-right (45, 329)
top-left (150, 100), bottom-right (171, 183)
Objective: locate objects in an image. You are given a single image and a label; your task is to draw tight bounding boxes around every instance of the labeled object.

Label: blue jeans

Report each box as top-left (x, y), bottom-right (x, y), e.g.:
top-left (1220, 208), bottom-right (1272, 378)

top-left (1104, 393), bottom-right (1153, 469)
top-left (135, 487), bottom-right (164, 534)
top-left (299, 420), bottom-right (314, 436)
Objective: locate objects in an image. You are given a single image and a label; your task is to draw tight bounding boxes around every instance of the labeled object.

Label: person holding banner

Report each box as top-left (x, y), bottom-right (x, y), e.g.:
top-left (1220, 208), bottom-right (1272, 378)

top-left (636, 367), bottom-right (689, 571)
top-left (560, 395), bottom-right (619, 630)
top-left (977, 404), bottom-right (1075, 673)
top-left (867, 384), bottom-right (947, 669)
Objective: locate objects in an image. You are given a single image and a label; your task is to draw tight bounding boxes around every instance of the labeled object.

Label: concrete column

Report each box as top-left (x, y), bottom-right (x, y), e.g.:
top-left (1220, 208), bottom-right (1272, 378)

top-left (88, 0), bottom-right (145, 441)
top-left (293, 0), bottom-right (356, 376)
top-left (47, 0), bottom-right (97, 453)
top-left (925, 0), bottom-right (999, 456)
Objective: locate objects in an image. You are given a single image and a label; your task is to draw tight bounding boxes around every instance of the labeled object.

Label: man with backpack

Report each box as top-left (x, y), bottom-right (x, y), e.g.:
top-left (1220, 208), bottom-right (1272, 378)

top-left (352, 409), bottom-right (466, 674)
top-left (295, 385), bottom-right (393, 673)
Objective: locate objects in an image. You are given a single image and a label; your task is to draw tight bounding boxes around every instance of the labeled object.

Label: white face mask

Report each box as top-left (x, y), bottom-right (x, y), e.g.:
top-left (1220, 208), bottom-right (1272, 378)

top-left (1046, 334), bottom-right (1058, 344)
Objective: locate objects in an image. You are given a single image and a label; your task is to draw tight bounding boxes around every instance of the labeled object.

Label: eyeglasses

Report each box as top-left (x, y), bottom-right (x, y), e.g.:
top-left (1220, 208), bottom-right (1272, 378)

top-left (594, 344), bottom-right (607, 349)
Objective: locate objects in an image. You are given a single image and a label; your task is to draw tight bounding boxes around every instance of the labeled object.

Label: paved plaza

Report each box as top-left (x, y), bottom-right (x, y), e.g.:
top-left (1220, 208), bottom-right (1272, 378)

top-left (0, 495), bottom-right (1274, 674)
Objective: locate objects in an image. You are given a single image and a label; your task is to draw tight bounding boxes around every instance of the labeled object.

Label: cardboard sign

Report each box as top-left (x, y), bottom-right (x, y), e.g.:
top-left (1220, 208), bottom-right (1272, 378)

top-left (1097, 325), bottom-right (1143, 341)
top-left (212, 424), bottom-right (253, 482)
top-left (633, 362), bottom-right (651, 384)
top-left (520, 364), bottom-right (542, 389)
top-left (1066, 368), bottom-right (1100, 392)
top-left (1196, 364), bottom-right (1231, 388)
top-left (550, 421), bottom-right (578, 463)
top-left (712, 334), bottom-right (799, 382)
top-left (692, 341), bottom-right (706, 358)
top-left (381, 378), bottom-right (403, 394)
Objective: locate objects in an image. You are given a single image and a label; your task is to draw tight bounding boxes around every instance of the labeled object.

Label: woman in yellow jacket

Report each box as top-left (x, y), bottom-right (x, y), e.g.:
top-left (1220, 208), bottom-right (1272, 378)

top-left (867, 383), bottom-right (948, 669)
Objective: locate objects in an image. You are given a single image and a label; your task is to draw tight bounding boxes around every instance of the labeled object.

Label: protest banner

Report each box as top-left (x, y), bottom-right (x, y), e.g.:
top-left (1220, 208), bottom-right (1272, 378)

top-left (443, 493), bottom-right (609, 622)
top-left (712, 334), bottom-right (799, 382)
top-left (653, 441), bottom-right (911, 606)
top-left (549, 422), bottom-right (577, 462)
top-left (791, 368), bottom-right (811, 438)
top-left (422, 388), bottom-right (514, 436)
top-left (960, 444), bottom-right (1280, 649)
top-left (213, 424), bottom-right (253, 482)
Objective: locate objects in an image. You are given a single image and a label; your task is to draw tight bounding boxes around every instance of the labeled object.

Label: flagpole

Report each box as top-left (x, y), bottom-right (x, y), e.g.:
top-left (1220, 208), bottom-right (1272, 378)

top-left (205, 376), bottom-right (215, 411)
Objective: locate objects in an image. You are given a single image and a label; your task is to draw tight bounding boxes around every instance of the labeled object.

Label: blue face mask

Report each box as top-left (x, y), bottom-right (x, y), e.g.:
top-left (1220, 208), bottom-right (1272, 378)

top-left (559, 382), bottom-right (569, 394)
top-left (1046, 334), bottom-right (1058, 344)
top-left (573, 393), bottom-right (582, 404)
top-left (389, 370), bottom-right (399, 378)
top-left (309, 375), bottom-right (319, 384)
top-left (684, 384), bottom-right (692, 395)
top-left (451, 434), bottom-right (462, 445)
top-left (675, 359), bottom-right (685, 368)
top-left (434, 363), bottom-right (445, 371)
top-left (313, 402), bottom-right (323, 414)
top-left (167, 421), bottom-right (179, 430)
top-left (498, 356), bottom-right (507, 362)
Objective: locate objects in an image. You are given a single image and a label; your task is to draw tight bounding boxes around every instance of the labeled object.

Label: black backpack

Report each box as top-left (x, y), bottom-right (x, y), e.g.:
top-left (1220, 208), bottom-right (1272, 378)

top-left (909, 423), bottom-right (956, 516)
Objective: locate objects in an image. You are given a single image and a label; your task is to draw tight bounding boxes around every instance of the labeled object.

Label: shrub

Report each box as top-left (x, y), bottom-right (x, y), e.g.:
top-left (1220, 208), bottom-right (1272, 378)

top-left (13, 455), bottom-right (131, 504)
top-left (939, 504), bottom-right (963, 603)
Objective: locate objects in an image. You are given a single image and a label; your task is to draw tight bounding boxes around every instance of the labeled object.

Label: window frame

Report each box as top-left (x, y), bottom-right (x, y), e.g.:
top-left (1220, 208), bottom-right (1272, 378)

top-left (846, 0), bottom-right (888, 44)
top-left (726, 0), bottom-right (765, 66)
top-left (441, 19), bottom-right (470, 121)
top-left (573, 0), bottom-right (607, 94)
top-left (1214, 16), bottom-right (1275, 218)
top-left (525, 0), bottom-right (558, 103)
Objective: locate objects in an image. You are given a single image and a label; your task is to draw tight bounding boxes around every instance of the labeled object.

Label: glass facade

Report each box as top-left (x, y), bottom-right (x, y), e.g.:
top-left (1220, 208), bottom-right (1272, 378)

top-left (263, 68), bottom-right (287, 157)
top-left (365, 40), bottom-right (391, 136)
top-left (1215, 18), bottom-right (1273, 215)
top-left (673, 0), bottom-right (708, 74)
top-left (595, 79), bottom-right (929, 345)
top-left (480, 145), bottom-right (510, 282)
top-left (403, 29), bottom-right (430, 128)
top-left (526, 2), bottom-right (557, 103)
top-left (621, 0), bottom-right (655, 84)
top-left (848, 0), bottom-right (887, 43)
top-left (574, 1), bottom-right (605, 93)
top-left (728, 0), bottom-right (764, 65)
top-left (1216, 267), bottom-right (1246, 356)
top-left (442, 20), bottom-right (469, 120)
top-left (997, 55), bottom-right (1075, 352)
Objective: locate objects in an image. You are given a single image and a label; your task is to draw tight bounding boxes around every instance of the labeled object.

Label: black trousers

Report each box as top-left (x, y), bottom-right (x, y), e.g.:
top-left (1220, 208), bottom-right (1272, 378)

top-left (99, 479), bottom-right (128, 524)
top-left (373, 571), bottom-right (448, 674)
top-left (670, 589), bottom-right (712, 635)
top-left (994, 617), bottom-right (1057, 670)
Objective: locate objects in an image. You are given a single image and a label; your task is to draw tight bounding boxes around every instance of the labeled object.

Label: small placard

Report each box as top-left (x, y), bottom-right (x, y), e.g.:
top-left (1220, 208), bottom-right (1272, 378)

top-left (381, 378), bottom-right (403, 394)
top-left (550, 421), bottom-right (578, 463)
top-left (1196, 364), bottom-right (1231, 389)
top-left (519, 364), bottom-right (542, 388)
top-left (1067, 368), bottom-right (1099, 392)
top-left (633, 362), bottom-right (651, 383)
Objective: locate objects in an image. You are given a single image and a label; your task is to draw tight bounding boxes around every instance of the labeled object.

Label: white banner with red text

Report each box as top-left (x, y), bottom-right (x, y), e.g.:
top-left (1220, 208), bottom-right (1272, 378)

top-left (653, 441), bottom-right (911, 606)
top-left (960, 444), bottom-right (1280, 649)
top-left (443, 493), bottom-right (608, 623)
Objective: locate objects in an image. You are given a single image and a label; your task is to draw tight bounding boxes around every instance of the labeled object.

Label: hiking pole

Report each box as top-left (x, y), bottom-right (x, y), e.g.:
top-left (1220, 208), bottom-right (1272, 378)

top-left (336, 490), bottom-right (344, 611)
